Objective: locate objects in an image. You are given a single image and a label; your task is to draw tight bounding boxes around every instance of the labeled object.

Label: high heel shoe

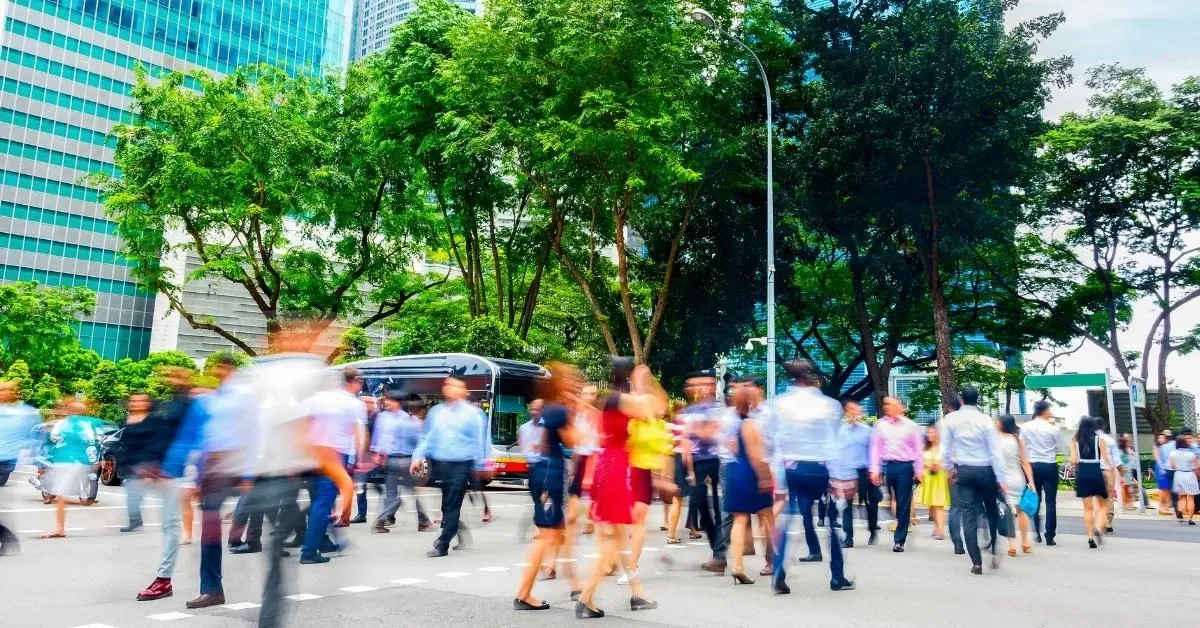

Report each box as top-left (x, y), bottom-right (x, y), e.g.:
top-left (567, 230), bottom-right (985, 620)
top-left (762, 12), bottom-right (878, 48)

top-left (732, 571), bottom-right (755, 585)
top-left (1087, 538), bottom-right (1097, 549)
top-left (630, 596), bottom-right (657, 611)
top-left (1007, 548), bottom-right (1016, 558)
top-left (575, 602), bottom-right (604, 619)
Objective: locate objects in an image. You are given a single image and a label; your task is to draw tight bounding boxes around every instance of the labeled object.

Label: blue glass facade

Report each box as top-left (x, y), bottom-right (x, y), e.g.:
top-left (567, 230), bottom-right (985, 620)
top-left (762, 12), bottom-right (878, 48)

top-left (0, 0), bottom-right (351, 360)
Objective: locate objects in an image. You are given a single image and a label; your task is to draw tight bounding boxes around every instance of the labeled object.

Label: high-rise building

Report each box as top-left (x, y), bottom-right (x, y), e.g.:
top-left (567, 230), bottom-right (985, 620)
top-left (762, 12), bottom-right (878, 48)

top-left (0, 0), bottom-right (353, 360)
top-left (350, 0), bottom-right (480, 61)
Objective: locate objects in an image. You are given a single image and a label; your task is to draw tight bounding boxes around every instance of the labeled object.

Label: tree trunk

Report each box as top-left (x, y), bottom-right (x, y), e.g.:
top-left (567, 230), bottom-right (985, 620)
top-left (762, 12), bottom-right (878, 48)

top-left (923, 160), bottom-right (958, 412)
top-left (613, 208), bottom-right (645, 364)
top-left (850, 250), bottom-right (887, 411)
top-left (486, 203), bottom-right (504, 319)
top-left (1155, 264), bottom-right (1173, 434)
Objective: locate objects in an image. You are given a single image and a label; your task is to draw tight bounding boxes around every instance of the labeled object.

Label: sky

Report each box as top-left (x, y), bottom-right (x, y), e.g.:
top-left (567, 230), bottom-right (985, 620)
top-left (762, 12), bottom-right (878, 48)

top-left (1005, 0), bottom-right (1200, 422)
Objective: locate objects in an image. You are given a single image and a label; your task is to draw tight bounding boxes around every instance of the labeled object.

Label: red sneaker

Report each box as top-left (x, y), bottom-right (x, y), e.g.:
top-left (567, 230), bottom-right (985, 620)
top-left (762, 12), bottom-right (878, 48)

top-left (136, 577), bottom-right (173, 601)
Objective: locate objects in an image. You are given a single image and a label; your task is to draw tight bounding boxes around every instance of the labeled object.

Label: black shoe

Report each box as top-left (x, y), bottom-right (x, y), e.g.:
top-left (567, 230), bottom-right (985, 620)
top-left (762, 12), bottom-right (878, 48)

top-left (575, 602), bottom-right (604, 619)
top-left (892, 544), bottom-right (904, 553)
top-left (570, 590), bottom-right (582, 602)
top-left (817, 520), bottom-right (825, 527)
top-left (514, 599), bottom-right (550, 611)
top-left (842, 540), bottom-right (854, 549)
top-left (797, 554), bottom-right (823, 563)
top-left (279, 550), bottom-right (291, 558)
top-left (868, 531), bottom-right (878, 545)
top-left (1035, 532), bottom-right (1043, 544)
top-left (349, 515), bottom-right (368, 524)
top-left (954, 548), bottom-right (966, 555)
top-left (970, 565), bottom-right (983, 575)
top-left (372, 525), bottom-right (390, 534)
top-left (830, 577), bottom-right (855, 591)
top-left (229, 543), bottom-right (262, 554)
top-left (630, 596), bottom-right (657, 611)
top-left (771, 575), bottom-right (790, 595)
top-left (1088, 538), bottom-right (1097, 549)
top-left (120, 521), bottom-right (143, 533)
top-left (1104, 526), bottom-right (1113, 534)
top-left (283, 537), bottom-right (303, 549)
top-left (1045, 539), bottom-right (1056, 546)
top-left (299, 553), bottom-right (330, 564)
top-left (427, 548), bottom-right (449, 558)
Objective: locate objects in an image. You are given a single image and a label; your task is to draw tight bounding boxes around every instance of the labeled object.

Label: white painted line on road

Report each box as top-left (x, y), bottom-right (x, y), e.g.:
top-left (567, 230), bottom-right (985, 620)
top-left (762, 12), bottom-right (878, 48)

top-left (391, 578), bottom-right (427, 585)
top-left (220, 602), bottom-right (262, 610)
top-left (340, 585), bottom-right (378, 593)
top-left (435, 571), bottom-right (471, 578)
top-left (148, 611), bottom-right (193, 621)
top-left (285, 593), bottom-right (323, 601)
top-left (1, 505), bottom-right (161, 514)
top-left (69, 624), bottom-right (119, 628)
top-left (18, 529), bottom-right (42, 533)
top-left (66, 527), bottom-right (85, 531)
top-left (663, 544), bottom-right (683, 549)
top-left (643, 547), bottom-right (660, 552)
top-left (515, 562), bottom-right (532, 567)
top-left (478, 566), bottom-right (510, 572)
top-left (555, 557), bottom-right (578, 563)
top-left (583, 553), bottom-right (601, 558)
top-left (687, 541), bottom-right (706, 546)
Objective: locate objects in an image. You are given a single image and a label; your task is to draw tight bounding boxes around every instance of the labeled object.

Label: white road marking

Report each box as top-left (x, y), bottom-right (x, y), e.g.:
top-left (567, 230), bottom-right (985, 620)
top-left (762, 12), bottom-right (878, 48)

top-left (435, 571), bottom-right (471, 578)
top-left (642, 547), bottom-right (660, 552)
top-left (1, 505), bottom-right (161, 514)
top-left (18, 529), bottom-right (42, 534)
top-left (148, 612), bottom-right (193, 621)
top-left (478, 566), bottom-right (510, 572)
top-left (285, 593), bottom-right (323, 601)
top-left (514, 562), bottom-right (531, 567)
top-left (391, 578), bottom-right (427, 585)
top-left (340, 585), bottom-right (378, 593)
top-left (583, 553), bottom-right (601, 558)
top-left (220, 602), bottom-right (262, 610)
top-left (555, 557), bottom-right (578, 563)
top-left (687, 541), bottom-right (706, 546)
top-left (663, 544), bottom-right (683, 549)
top-left (69, 624), bottom-right (119, 628)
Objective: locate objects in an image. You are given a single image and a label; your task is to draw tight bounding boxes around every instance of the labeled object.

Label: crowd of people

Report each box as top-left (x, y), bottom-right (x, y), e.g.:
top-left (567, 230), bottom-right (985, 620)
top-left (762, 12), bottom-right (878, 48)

top-left (2, 348), bottom-right (1200, 625)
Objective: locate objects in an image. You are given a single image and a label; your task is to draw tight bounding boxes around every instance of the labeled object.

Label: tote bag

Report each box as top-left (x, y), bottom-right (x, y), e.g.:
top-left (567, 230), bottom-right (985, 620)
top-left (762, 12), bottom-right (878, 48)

top-left (1018, 485), bottom-right (1040, 517)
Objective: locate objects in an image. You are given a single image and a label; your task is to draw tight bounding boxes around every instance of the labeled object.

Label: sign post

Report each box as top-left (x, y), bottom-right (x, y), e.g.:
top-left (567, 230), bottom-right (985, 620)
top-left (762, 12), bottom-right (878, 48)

top-left (1128, 377), bottom-right (1148, 514)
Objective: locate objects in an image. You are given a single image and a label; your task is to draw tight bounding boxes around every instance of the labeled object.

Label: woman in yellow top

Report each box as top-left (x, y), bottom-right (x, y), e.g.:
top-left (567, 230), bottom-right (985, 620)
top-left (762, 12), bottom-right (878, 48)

top-left (916, 425), bottom-right (951, 539)
top-left (622, 413), bottom-right (676, 585)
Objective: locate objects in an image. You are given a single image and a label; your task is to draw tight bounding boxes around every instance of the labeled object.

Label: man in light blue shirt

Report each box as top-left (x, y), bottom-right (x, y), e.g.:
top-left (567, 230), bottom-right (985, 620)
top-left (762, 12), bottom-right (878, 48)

top-left (0, 380), bottom-right (39, 555)
top-left (411, 376), bottom-right (491, 557)
top-left (939, 386), bottom-right (1006, 576)
top-left (517, 400), bottom-right (545, 466)
top-left (831, 401), bottom-right (879, 547)
top-left (764, 360), bottom-right (855, 594)
top-left (371, 393), bottom-right (430, 532)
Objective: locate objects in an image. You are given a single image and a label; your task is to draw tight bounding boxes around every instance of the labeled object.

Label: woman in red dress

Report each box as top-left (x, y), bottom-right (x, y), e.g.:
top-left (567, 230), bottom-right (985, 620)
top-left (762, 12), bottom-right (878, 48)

top-left (576, 359), bottom-right (666, 619)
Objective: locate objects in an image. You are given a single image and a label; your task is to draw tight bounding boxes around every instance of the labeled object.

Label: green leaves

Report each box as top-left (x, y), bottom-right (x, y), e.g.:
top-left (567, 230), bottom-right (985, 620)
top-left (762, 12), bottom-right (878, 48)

top-left (0, 282), bottom-right (99, 390)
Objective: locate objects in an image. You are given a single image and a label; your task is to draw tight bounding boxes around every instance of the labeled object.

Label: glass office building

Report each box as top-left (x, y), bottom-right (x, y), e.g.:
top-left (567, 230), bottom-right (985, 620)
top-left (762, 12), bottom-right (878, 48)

top-left (350, 0), bottom-right (479, 60)
top-left (0, 0), bottom-right (352, 360)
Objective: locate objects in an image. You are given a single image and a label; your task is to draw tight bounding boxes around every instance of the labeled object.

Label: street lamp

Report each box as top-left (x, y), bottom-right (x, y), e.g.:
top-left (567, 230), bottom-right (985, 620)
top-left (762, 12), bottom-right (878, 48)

top-left (688, 7), bottom-right (777, 398)
top-left (744, 337), bottom-right (768, 352)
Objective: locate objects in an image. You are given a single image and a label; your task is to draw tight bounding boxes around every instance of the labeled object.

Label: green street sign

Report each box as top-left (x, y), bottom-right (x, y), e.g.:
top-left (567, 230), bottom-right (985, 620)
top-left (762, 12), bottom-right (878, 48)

top-left (1023, 372), bottom-right (1107, 389)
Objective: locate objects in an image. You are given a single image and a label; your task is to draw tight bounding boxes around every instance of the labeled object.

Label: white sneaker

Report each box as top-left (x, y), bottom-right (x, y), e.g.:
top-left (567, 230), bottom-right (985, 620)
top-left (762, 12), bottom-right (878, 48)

top-left (617, 569), bottom-right (638, 585)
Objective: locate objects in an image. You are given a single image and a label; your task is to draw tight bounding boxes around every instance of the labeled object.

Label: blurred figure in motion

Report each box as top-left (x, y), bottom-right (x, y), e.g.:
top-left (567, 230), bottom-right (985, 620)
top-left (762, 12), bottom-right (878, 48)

top-left (516, 400), bottom-right (545, 547)
top-left (40, 400), bottom-right (100, 539)
top-left (835, 400), bottom-right (879, 548)
top-left (300, 367), bottom-right (367, 564)
top-left (161, 353), bottom-right (243, 608)
top-left (121, 368), bottom-right (193, 602)
top-left (411, 376), bottom-right (491, 558)
top-left (351, 396), bottom-right (381, 525)
top-left (0, 380), bottom-right (40, 554)
top-left (722, 380), bottom-right (775, 584)
top-left (371, 391), bottom-right (431, 533)
top-left (566, 384), bottom-right (600, 544)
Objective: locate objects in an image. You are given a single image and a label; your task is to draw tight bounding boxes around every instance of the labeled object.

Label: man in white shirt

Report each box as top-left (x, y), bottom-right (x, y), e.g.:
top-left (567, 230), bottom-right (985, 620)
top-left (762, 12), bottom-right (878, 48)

top-left (940, 386), bottom-right (1006, 575)
top-left (1020, 400), bottom-right (1062, 545)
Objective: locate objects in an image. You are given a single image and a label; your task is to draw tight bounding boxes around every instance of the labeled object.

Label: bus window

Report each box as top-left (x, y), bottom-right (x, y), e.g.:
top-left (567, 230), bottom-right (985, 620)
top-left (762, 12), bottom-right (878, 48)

top-left (492, 394), bottom-right (525, 447)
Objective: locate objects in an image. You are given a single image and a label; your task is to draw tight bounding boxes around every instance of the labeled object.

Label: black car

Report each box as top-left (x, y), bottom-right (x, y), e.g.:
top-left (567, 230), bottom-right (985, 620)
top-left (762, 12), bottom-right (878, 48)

top-left (97, 427), bottom-right (126, 486)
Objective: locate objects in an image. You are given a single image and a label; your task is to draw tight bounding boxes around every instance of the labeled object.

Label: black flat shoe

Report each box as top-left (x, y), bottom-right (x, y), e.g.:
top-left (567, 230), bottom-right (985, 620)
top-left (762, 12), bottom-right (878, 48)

top-left (1088, 538), bottom-right (1097, 549)
top-left (514, 599), bottom-right (550, 611)
top-left (427, 549), bottom-right (449, 558)
top-left (229, 543), bottom-right (262, 554)
top-left (630, 596), bottom-right (657, 611)
top-left (575, 602), bottom-right (604, 619)
top-left (830, 578), bottom-right (855, 591)
top-left (797, 554), bottom-right (823, 563)
top-left (892, 544), bottom-right (904, 553)
top-left (349, 516), bottom-right (367, 524)
top-left (842, 540), bottom-right (854, 548)
top-left (868, 531), bottom-right (878, 545)
top-left (954, 548), bottom-right (966, 555)
top-left (1045, 539), bottom-right (1057, 546)
top-left (970, 565), bottom-right (983, 575)
top-left (771, 576), bottom-right (790, 595)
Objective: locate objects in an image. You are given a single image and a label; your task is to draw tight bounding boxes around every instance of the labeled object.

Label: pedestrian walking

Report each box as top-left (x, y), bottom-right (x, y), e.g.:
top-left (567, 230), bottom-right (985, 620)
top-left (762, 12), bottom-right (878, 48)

top-left (664, 400), bottom-right (690, 545)
top-left (869, 397), bottom-right (923, 553)
top-left (40, 401), bottom-right (100, 540)
top-left (623, 399), bottom-right (674, 585)
top-left (1069, 417), bottom-right (1117, 549)
top-left (680, 371), bottom-right (723, 571)
top-left (0, 380), bottom-right (39, 555)
top-left (916, 425), bottom-right (950, 541)
top-left (1166, 435), bottom-right (1197, 525)
top-left (300, 367), bottom-right (367, 564)
top-left (836, 401), bottom-right (878, 547)
top-left (1095, 423), bottom-right (1121, 534)
top-left (722, 383), bottom-right (775, 585)
top-left (372, 392), bottom-right (431, 533)
top-left (1020, 400), bottom-right (1061, 545)
top-left (767, 360), bottom-right (855, 595)
top-left (940, 386), bottom-right (1006, 575)
top-left (997, 415), bottom-right (1034, 556)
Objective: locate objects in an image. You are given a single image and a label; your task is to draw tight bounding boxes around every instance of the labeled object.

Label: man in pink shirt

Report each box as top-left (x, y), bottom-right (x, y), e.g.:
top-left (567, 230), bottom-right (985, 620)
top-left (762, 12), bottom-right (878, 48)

top-left (869, 397), bottom-right (924, 553)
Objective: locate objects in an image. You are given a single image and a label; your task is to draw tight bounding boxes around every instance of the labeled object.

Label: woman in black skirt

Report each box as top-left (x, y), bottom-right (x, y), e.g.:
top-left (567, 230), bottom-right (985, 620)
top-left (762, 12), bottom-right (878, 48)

top-left (1070, 417), bottom-right (1118, 549)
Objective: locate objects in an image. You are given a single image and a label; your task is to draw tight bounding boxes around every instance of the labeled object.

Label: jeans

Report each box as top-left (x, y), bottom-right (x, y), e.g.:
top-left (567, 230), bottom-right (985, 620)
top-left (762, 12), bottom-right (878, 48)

top-left (128, 478), bottom-right (182, 578)
top-left (885, 461), bottom-right (915, 546)
top-left (690, 457), bottom-right (721, 553)
top-left (775, 462), bottom-right (844, 584)
top-left (948, 479), bottom-right (964, 551)
top-left (241, 476), bottom-right (303, 628)
top-left (301, 455), bottom-right (347, 558)
top-left (843, 468), bottom-right (881, 545)
top-left (1030, 462), bottom-right (1058, 541)
top-left (0, 459), bottom-right (14, 486)
top-left (955, 465), bottom-right (1000, 567)
top-left (376, 456), bottom-right (429, 527)
top-left (199, 472), bottom-right (239, 594)
top-left (433, 460), bottom-right (472, 553)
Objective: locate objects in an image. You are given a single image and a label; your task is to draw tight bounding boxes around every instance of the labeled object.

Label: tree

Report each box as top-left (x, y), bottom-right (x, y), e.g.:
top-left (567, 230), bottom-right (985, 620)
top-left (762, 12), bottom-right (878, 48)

top-left (29, 374), bottom-right (63, 410)
top-left (462, 317), bottom-right (529, 361)
top-left (87, 360), bottom-right (128, 423)
top-left (94, 63), bottom-right (439, 356)
top-left (2, 360), bottom-right (34, 399)
top-left (334, 327), bottom-right (372, 364)
top-left (0, 281), bottom-right (100, 385)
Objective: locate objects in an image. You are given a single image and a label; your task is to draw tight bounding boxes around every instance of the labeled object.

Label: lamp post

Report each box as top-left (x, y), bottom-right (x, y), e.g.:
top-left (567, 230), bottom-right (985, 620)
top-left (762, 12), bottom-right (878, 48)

top-left (689, 8), bottom-right (776, 398)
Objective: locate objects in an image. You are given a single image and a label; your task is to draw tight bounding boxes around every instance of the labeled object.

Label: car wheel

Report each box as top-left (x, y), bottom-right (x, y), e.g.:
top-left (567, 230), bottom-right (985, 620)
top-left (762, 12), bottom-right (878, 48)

top-left (100, 455), bottom-right (121, 486)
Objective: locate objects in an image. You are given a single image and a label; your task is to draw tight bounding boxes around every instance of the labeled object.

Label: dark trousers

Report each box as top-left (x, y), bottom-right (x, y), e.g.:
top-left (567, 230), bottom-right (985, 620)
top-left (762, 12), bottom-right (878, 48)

top-left (229, 495), bottom-right (276, 548)
top-left (376, 455), bottom-right (429, 526)
top-left (1030, 462), bottom-right (1059, 541)
top-left (199, 472), bottom-right (239, 595)
top-left (885, 461), bottom-right (915, 546)
top-left (713, 463), bottom-right (732, 561)
top-left (948, 479), bottom-right (964, 551)
top-left (240, 477), bottom-right (302, 628)
top-left (1167, 470), bottom-right (1181, 517)
top-left (690, 457), bottom-right (721, 552)
top-left (955, 465), bottom-right (1000, 567)
top-left (843, 468), bottom-right (881, 544)
top-left (433, 460), bottom-right (472, 553)
top-left (776, 462), bottom-right (843, 583)
top-left (301, 454), bottom-right (347, 557)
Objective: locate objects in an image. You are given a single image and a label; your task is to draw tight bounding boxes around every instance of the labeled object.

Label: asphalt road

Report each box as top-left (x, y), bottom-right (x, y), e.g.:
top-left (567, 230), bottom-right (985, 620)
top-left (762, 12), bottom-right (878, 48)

top-left (1, 471), bottom-right (1197, 628)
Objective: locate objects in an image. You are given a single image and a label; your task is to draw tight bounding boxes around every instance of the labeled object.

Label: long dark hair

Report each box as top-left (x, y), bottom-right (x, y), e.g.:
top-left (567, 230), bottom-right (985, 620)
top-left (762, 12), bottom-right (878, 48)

top-left (1075, 416), bottom-right (1098, 458)
top-left (999, 414), bottom-right (1019, 437)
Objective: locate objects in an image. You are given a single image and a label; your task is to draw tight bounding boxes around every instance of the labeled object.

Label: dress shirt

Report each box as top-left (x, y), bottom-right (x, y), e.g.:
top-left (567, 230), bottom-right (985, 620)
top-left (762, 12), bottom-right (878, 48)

top-left (763, 385), bottom-right (842, 470)
top-left (414, 400), bottom-right (490, 471)
top-left (518, 419), bottom-right (545, 465)
top-left (1019, 417), bottom-right (1061, 464)
top-left (717, 407), bottom-right (744, 465)
top-left (939, 405), bottom-right (1006, 485)
top-left (868, 415), bottom-right (924, 475)
top-left (830, 422), bottom-right (873, 481)
top-left (680, 401), bottom-right (721, 460)
top-left (162, 384), bottom-right (250, 478)
top-left (0, 401), bottom-right (40, 462)
top-left (308, 389), bottom-right (367, 456)
top-left (1097, 432), bottom-right (1120, 470)
top-left (371, 409), bottom-right (423, 457)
